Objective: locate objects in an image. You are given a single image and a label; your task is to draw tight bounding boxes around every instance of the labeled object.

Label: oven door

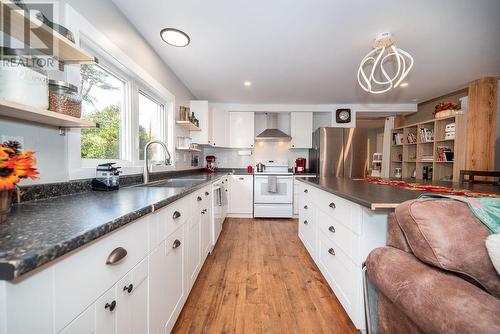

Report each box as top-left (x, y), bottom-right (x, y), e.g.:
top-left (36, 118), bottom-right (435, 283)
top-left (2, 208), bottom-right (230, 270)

top-left (254, 175), bottom-right (293, 204)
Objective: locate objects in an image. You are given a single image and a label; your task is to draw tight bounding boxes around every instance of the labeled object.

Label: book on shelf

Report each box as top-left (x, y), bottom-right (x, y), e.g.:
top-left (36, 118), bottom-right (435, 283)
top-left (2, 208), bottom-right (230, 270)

top-left (437, 146), bottom-right (454, 162)
top-left (419, 127), bottom-right (434, 142)
top-left (421, 154), bottom-right (434, 162)
top-left (393, 132), bottom-right (404, 145)
top-left (406, 132), bottom-right (417, 144)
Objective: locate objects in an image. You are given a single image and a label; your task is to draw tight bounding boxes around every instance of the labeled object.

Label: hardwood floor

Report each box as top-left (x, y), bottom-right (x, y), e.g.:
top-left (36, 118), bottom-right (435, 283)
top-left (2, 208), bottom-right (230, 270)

top-left (172, 218), bottom-right (358, 334)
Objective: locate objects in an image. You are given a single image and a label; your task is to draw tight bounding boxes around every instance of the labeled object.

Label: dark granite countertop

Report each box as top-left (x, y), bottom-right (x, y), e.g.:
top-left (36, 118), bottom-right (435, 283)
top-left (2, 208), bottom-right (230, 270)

top-left (296, 177), bottom-right (500, 210)
top-left (0, 172), bottom-right (229, 281)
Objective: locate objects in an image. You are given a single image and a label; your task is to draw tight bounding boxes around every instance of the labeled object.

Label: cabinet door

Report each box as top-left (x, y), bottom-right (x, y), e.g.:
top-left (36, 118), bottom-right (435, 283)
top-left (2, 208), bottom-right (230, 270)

top-left (290, 112), bottom-right (313, 149)
top-left (201, 187), bottom-right (212, 257)
top-left (149, 227), bottom-right (185, 334)
top-left (229, 175), bottom-right (254, 214)
top-left (210, 107), bottom-right (228, 147)
top-left (60, 306), bottom-right (95, 334)
top-left (190, 100), bottom-right (209, 145)
top-left (116, 259), bottom-right (148, 334)
top-left (186, 214), bottom-right (201, 289)
top-left (229, 112), bottom-right (255, 148)
top-left (95, 286), bottom-right (117, 334)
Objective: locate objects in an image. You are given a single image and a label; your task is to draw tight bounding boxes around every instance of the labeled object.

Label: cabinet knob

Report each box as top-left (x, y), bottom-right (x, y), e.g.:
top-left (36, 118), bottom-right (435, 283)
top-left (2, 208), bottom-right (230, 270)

top-left (172, 211), bottom-right (181, 219)
top-left (172, 239), bottom-right (181, 249)
top-left (123, 283), bottom-right (133, 294)
top-left (239, 177), bottom-right (244, 180)
top-left (292, 145), bottom-right (295, 148)
top-left (197, 196), bottom-right (202, 201)
top-left (105, 301), bottom-right (116, 312)
top-left (222, 181), bottom-right (224, 184)
top-left (303, 220), bottom-right (308, 225)
top-left (303, 205), bottom-right (308, 209)
top-left (329, 202), bottom-right (336, 209)
top-left (304, 189), bottom-right (308, 193)
top-left (328, 248), bottom-right (336, 256)
top-left (205, 191), bottom-right (209, 196)
top-left (106, 247), bottom-right (127, 265)
top-left (328, 226), bottom-right (336, 233)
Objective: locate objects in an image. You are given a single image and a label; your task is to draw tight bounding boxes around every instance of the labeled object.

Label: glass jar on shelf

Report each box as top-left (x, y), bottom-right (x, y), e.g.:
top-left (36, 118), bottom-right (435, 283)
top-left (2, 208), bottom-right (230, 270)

top-left (0, 47), bottom-right (49, 109)
top-left (48, 80), bottom-right (82, 118)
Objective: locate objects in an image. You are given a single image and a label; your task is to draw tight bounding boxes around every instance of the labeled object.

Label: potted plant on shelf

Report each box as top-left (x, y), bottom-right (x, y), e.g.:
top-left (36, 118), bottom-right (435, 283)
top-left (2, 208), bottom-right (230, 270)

top-left (0, 141), bottom-right (39, 223)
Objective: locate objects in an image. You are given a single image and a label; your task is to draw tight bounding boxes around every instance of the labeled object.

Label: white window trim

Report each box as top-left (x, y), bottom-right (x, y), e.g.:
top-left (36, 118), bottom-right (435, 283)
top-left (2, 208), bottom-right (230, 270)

top-left (64, 4), bottom-right (176, 180)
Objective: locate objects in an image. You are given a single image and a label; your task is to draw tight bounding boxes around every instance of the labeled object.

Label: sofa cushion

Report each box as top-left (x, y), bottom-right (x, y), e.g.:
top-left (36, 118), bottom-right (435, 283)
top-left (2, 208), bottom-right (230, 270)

top-left (395, 198), bottom-right (500, 298)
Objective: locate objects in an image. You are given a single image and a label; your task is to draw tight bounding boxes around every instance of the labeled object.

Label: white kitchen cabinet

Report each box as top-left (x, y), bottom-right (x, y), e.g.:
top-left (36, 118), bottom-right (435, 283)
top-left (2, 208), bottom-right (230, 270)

top-left (229, 175), bottom-right (254, 215)
top-left (290, 112), bottom-right (313, 148)
top-left (60, 306), bottom-right (95, 334)
top-left (229, 112), bottom-right (255, 148)
top-left (209, 107), bottom-right (228, 147)
top-left (116, 258), bottom-right (148, 334)
top-left (190, 100), bottom-right (209, 145)
top-left (95, 286), bottom-right (117, 334)
top-left (201, 187), bottom-right (212, 257)
top-left (186, 194), bottom-right (202, 290)
top-left (149, 226), bottom-right (185, 334)
top-left (296, 180), bottom-right (388, 331)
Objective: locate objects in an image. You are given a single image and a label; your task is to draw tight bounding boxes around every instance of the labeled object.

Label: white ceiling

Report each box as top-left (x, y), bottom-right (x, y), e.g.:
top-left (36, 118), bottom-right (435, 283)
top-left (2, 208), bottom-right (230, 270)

top-left (112, 0), bottom-right (500, 104)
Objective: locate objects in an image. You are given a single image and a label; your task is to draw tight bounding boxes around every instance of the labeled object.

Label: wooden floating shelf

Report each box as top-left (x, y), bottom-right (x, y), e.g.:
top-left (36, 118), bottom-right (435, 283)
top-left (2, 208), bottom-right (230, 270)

top-left (175, 121), bottom-right (201, 131)
top-left (0, 98), bottom-right (97, 128)
top-left (175, 147), bottom-right (201, 152)
top-left (0, 0), bottom-right (97, 64)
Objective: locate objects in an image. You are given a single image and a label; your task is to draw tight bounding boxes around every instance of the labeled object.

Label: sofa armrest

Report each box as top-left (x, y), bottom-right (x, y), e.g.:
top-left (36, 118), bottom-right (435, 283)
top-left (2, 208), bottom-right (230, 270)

top-left (366, 247), bottom-right (500, 334)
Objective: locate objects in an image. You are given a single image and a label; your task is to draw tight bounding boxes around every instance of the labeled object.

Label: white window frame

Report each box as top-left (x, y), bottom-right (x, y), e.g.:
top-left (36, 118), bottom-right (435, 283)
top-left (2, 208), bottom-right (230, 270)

top-left (64, 4), bottom-right (176, 180)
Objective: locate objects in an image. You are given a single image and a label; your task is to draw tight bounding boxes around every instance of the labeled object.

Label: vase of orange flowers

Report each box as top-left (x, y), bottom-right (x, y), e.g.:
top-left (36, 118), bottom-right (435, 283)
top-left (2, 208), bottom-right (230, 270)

top-left (0, 141), bottom-right (39, 223)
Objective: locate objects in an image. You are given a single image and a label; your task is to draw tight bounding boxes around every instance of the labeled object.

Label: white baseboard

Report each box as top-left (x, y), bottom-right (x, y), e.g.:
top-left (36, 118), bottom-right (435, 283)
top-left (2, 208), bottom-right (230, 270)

top-left (227, 213), bottom-right (253, 218)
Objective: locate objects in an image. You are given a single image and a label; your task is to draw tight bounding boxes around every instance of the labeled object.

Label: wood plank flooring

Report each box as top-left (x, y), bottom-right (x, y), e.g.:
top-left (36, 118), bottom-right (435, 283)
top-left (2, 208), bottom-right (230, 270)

top-left (172, 218), bottom-right (359, 334)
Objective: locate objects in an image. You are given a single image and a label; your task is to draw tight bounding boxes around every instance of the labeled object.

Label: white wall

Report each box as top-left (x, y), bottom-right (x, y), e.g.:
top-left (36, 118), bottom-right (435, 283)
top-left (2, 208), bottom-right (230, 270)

top-left (0, 0), bottom-right (196, 185)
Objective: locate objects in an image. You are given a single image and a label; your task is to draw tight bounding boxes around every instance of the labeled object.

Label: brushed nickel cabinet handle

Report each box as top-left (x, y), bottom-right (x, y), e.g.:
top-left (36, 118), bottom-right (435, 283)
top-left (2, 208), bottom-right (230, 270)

top-left (303, 220), bottom-right (308, 225)
top-left (105, 301), bottom-right (116, 312)
top-left (106, 247), bottom-right (127, 265)
top-left (304, 189), bottom-right (308, 193)
top-left (172, 239), bottom-right (181, 249)
top-left (329, 202), bottom-right (336, 209)
top-left (123, 283), bottom-right (133, 293)
top-left (172, 211), bottom-right (181, 219)
top-left (328, 248), bottom-right (336, 256)
top-left (328, 226), bottom-right (336, 233)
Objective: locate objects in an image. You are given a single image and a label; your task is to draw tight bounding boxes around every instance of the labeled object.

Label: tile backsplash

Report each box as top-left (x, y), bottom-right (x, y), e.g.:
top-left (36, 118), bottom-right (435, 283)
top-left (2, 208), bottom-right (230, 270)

top-left (204, 142), bottom-right (309, 169)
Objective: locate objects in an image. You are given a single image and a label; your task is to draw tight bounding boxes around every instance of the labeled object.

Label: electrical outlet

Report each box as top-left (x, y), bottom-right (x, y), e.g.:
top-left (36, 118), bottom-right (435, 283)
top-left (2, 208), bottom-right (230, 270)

top-left (1, 135), bottom-right (25, 148)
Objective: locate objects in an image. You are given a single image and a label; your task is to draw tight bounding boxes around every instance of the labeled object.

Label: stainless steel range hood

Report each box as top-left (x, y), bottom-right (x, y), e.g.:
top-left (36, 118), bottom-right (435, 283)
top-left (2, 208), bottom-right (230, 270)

top-left (255, 113), bottom-right (291, 141)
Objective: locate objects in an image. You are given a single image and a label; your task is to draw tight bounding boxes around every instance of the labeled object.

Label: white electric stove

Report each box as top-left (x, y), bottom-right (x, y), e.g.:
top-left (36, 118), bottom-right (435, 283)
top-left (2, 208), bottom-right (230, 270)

top-left (254, 160), bottom-right (293, 218)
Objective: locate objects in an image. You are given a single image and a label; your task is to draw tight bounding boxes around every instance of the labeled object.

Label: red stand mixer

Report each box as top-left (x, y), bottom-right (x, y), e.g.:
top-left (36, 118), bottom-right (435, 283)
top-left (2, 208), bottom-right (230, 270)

top-left (206, 155), bottom-right (217, 173)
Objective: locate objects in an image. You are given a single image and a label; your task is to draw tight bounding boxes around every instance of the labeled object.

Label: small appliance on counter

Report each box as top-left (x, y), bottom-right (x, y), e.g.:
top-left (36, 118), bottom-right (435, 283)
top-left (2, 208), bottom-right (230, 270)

top-left (256, 162), bottom-right (266, 173)
top-left (294, 158), bottom-right (306, 173)
top-left (206, 155), bottom-right (217, 173)
top-left (92, 163), bottom-right (121, 191)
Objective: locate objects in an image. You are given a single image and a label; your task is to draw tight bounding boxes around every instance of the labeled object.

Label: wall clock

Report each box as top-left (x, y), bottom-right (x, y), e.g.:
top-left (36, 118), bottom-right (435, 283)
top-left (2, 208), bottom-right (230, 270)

top-left (336, 109), bottom-right (351, 124)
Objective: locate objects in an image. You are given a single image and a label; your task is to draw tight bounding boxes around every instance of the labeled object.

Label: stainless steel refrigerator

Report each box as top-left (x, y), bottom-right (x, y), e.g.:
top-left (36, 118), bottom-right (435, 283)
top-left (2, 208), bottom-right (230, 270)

top-left (309, 127), bottom-right (369, 179)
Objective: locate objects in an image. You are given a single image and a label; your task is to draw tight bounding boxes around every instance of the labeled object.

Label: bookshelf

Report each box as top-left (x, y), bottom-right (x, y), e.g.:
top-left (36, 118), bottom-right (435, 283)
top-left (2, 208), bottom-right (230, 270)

top-left (390, 113), bottom-right (466, 182)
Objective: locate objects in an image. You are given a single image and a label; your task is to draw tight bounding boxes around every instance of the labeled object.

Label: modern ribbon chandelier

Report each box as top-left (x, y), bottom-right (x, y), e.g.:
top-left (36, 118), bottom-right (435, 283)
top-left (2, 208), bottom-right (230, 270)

top-left (357, 32), bottom-right (414, 94)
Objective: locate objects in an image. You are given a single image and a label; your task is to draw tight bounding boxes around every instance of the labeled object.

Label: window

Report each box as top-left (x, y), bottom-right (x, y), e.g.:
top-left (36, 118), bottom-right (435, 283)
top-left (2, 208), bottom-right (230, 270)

top-left (138, 92), bottom-right (165, 160)
top-left (80, 64), bottom-right (126, 159)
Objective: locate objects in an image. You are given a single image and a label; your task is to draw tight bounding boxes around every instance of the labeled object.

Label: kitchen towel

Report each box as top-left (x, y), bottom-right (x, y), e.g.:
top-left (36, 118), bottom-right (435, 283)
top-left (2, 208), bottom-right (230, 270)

top-left (267, 175), bottom-right (278, 193)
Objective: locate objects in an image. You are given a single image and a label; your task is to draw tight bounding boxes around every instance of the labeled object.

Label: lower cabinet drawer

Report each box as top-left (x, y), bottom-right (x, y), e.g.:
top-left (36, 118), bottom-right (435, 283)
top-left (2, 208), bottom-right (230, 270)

top-left (151, 197), bottom-right (188, 249)
top-left (317, 209), bottom-right (360, 264)
top-left (54, 217), bottom-right (149, 332)
top-left (317, 231), bottom-right (361, 325)
top-left (312, 190), bottom-right (362, 235)
top-left (298, 211), bottom-right (316, 257)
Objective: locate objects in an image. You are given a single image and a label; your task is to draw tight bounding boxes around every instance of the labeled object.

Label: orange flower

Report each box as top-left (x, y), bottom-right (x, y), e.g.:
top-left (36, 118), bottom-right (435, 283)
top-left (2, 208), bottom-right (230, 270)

top-left (0, 172), bottom-right (19, 190)
top-left (0, 144), bottom-right (38, 189)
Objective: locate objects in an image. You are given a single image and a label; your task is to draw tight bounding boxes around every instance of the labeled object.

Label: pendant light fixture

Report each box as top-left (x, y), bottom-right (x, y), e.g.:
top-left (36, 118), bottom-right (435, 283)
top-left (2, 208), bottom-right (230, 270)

top-left (357, 32), bottom-right (414, 94)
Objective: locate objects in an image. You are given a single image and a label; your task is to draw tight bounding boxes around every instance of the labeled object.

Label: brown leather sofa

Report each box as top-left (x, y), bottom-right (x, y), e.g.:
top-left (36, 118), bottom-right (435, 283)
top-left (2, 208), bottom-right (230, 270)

top-left (366, 198), bottom-right (500, 334)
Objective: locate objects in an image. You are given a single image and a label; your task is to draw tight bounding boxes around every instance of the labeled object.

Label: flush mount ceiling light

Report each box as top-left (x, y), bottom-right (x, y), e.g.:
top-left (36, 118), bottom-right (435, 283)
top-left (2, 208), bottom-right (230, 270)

top-left (243, 81), bottom-right (252, 87)
top-left (357, 32), bottom-right (414, 94)
top-left (160, 28), bottom-right (190, 47)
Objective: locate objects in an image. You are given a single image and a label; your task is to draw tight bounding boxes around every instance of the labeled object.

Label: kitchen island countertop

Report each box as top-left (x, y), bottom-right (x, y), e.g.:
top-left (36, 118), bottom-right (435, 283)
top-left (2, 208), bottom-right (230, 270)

top-left (296, 176), bottom-right (500, 210)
